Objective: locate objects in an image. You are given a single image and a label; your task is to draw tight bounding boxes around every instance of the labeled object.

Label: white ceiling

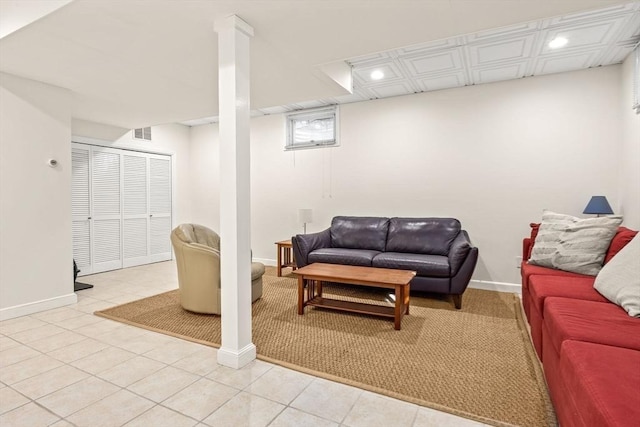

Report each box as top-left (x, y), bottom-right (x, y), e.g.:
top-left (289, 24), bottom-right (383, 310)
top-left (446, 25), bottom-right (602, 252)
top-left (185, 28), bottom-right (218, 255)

top-left (0, 0), bottom-right (637, 129)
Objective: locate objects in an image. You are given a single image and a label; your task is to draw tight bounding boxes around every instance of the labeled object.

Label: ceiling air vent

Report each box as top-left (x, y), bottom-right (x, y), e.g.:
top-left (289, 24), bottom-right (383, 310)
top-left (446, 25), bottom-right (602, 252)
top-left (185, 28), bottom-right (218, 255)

top-left (133, 127), bottom-right (152, 141)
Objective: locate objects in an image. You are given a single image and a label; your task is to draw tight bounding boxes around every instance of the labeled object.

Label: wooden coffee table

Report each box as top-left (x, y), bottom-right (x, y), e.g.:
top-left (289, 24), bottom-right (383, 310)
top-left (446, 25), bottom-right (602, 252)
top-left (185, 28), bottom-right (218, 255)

top-left (294, 263), bottom-right (416, 330)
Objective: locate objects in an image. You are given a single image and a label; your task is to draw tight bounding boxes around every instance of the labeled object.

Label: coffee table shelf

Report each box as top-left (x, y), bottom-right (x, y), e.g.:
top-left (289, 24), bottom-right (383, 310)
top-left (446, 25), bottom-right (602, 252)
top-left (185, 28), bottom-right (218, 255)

top-left (307, 297), bottom-right (396, 318)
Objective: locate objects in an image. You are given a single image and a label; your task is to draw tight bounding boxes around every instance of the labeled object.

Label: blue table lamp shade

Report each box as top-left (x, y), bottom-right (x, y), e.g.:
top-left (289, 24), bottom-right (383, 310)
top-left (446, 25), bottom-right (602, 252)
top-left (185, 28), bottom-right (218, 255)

top-left (583, 196), bottom-right (614, 215)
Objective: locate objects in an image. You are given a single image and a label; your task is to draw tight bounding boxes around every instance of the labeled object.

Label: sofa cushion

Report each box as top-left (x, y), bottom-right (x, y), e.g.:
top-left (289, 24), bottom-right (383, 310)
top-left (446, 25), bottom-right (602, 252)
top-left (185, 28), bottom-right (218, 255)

top-left (308, 248), bottom-right (380, 267)
top-left (559, 341), bottom-right (640, 427)
top-left (543, 298), bottom-right (640, 356)
top-left (594, 234), bottom-right (640, 317)
top-left (529, 275), bottom-right (603, 319)
top-left (330, 216), bottom-right (389, 252)
top-left (386, 217), bottom-right (461, 256)
top-left (604, 226), bottom-right (638, 264)
top-left (521, 262), bottom-right (587, 293)
top-left (372, 252), bottom-right (449, 277)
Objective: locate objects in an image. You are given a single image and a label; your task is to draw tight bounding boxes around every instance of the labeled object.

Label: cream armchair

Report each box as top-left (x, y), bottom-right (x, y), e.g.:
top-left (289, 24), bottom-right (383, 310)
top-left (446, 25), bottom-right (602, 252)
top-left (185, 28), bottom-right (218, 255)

top-left (170, 224), bottom-right (264, 314)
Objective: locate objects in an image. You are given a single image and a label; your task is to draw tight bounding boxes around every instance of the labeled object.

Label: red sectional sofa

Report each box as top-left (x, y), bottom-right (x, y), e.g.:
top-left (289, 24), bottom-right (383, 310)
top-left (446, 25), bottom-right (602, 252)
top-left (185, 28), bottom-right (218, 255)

top-left (520, 226), bottom-right (639, 427)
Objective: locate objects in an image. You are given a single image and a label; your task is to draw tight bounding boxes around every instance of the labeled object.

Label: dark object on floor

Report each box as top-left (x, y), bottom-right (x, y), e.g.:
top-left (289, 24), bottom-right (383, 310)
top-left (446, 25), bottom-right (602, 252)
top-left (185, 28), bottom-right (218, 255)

top-left (73, 259), bottom-right (93, 291)
top-left (74, 282), bottom-right (93, 291)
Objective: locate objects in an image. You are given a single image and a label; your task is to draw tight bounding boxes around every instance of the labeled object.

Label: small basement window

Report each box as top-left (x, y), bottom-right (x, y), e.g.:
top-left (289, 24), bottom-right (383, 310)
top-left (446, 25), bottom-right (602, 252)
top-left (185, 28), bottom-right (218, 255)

top-left (286, 106), bottom-right (338, 150)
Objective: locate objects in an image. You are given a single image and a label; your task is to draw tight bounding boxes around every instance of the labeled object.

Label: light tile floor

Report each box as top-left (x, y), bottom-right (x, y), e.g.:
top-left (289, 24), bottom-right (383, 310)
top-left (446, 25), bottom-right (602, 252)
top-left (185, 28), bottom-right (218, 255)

top-left (0, 261), bottom-right (490, 427)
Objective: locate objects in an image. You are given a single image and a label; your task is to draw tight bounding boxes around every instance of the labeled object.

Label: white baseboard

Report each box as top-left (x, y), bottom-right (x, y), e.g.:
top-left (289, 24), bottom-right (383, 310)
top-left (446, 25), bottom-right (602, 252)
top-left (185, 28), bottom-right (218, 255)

top-left (0, 293), bottom-right (78, 321)
top-left (255, 257), bottom-right (521, 295)
top-left (253, 257), bottom-right (276, 267)
top-left (468, 280), bottom-right (522, 295)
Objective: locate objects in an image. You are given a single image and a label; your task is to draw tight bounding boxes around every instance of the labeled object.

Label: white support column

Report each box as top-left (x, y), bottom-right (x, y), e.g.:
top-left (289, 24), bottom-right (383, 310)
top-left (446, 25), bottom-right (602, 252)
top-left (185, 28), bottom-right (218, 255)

top-left (214, 15), bottom-right (255, 369)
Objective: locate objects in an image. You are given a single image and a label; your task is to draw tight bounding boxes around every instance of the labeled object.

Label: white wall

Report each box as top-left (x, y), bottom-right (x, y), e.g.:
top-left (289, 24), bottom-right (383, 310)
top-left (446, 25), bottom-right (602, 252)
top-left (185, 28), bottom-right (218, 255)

top-left (620, 51), bottom-right (640, 229)
top-left (190, 65), bottom-right (623, 286)
top-left (0, 72), bottom-right (76, 319)
top-left (73, 122), bottom-right (192, 228)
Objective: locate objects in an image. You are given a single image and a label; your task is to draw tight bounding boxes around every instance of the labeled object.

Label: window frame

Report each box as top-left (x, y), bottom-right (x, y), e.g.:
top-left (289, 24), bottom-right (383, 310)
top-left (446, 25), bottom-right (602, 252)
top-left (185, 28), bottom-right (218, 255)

top-left (285, 106), bottom-right (339, 151)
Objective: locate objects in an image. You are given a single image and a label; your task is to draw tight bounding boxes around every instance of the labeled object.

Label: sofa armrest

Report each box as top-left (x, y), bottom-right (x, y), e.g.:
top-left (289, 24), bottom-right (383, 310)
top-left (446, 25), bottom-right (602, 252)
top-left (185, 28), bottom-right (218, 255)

top-left (292, 228), bottom-right (331, 268)
top-left (449, 230), bottom-right (473, 276)
top-left (523, 237), bottom-right (532, 261)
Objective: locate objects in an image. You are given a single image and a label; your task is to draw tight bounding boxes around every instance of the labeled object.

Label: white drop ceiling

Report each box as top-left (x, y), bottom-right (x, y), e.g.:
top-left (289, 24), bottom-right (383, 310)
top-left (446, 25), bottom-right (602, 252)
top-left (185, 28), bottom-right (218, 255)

top-left (184, 1), bottom-right (640, 126)
top-left (0, 0), bottom-right (638, 129)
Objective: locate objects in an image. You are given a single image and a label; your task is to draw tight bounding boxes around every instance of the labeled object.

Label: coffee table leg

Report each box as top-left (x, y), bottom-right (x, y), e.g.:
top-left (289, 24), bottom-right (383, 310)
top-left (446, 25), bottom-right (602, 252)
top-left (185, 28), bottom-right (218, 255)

top-left (277, 245), bottom-right (283, 277)
top-left (394, 284), bottom-right (402, 330)
top-left (297, 276), bottom-right (305, 315)
top-left (404, 283), bottom-right (410, 315)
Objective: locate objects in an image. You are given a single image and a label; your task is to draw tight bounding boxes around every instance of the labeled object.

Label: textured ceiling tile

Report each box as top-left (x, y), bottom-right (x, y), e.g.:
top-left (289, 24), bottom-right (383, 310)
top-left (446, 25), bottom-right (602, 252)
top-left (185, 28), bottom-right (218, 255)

top-left (534, 52), bottom-right (598, 75)
top-left (401, 49), bottom-right (463, 76)
top-left (352, 61), bottom-right (405, 85)
top-left (473, 63), bottom-right (527, 84)
top-left (416, 74), bottom-right (465, 92)
top-left (469, 34), bottom-right (536, 66)
top-left (368, 82), bottom-right (416, 99)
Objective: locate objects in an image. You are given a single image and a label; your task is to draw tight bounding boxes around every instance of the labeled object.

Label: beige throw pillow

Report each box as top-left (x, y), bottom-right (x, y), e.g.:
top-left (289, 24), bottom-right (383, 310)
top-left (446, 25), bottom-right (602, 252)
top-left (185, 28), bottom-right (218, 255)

top-left (551, 215), bottom-right (623, 276)
top-left (594, 234), bottom-right (640, 317)
top-left (529, 211), bottom-right (577, 268)
top-left (529, 211), bottom-right (623, 275)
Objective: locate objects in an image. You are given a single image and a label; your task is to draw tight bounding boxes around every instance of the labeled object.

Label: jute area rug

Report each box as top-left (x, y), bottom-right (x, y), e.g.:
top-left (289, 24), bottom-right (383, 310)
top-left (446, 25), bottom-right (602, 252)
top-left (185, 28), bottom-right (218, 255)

top-left (95, 267), bottom-right (555, 427)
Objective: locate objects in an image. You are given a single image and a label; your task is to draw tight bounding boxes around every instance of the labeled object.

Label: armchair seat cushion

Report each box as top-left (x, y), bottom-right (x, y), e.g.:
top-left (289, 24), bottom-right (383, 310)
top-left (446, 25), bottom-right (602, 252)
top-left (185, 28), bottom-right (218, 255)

top-left (308, 248), bottom-right (380, 267)
top-left (373, 252), bottom-right (449, 277)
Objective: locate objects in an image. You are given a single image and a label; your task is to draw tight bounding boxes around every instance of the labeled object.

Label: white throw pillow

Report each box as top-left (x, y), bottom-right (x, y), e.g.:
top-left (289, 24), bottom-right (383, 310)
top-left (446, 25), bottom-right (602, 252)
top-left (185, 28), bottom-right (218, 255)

top-left (551, 215), bottom-right (623, 276)
top-left (594, 234), bottom-right (640, 317)
top-left (529, 211), bottom-right (577, 268)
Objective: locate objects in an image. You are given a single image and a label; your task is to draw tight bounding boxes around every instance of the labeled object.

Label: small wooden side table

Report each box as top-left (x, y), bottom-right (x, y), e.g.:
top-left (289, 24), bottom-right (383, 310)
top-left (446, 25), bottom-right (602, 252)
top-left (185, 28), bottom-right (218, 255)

top-left (275, 240), bottom-right (296, 277)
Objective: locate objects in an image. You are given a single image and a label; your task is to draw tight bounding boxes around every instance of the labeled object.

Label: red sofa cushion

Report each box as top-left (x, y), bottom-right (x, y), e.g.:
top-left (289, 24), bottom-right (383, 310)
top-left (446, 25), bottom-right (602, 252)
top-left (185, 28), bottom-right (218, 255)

top-left (521, 262), bottom-right (587, 293)
top-left (544, 298), bottom-right (640, 356)
top-left (604, 226), bottom-right (638, 264)
top-left (529, 275), bottom-right (604, 316)
top-left (527, 275), bottom-right (606, 360)
top-left (559, 341), bottom-right (640, 427)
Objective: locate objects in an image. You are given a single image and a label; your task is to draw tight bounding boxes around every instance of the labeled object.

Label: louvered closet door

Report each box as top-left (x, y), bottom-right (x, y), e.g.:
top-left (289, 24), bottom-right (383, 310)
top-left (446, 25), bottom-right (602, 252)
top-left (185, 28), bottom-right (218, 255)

top-left (148, 155), bottom-right (172, 263)
top-left (122, 152), bottom-right (149, 268)
top-left (91, 147), bottom-right (123, 273)
top-left (71, 145), bottom-right (93, 276)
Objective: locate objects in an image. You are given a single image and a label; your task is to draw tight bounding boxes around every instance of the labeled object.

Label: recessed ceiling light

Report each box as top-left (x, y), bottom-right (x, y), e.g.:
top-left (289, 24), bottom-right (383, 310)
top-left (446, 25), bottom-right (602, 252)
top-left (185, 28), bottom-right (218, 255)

top-left (370, 70), bottom-right (385, 80)
top-left (548, 37), bottom-right (568, 49)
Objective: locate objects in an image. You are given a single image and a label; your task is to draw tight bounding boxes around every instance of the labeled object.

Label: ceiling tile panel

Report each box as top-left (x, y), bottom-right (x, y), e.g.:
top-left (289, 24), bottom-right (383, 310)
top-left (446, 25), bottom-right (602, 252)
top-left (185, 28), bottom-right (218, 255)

top-left (540, 21), bottom-right (625, 55)
top-left (534, 52), bottom-right (598, 75)
top-left (352, 61), bottom-right (405, 85)
top-left (472, 63), bottom-right (527, 84)
top-left (469, 34), bottom-right (536, 66)
top-left (368, 82), bottom-right (416, 99)
top-left (416, 74), bottom-right (465, 92)
top-left (401, 49), bottom-right (463, 76)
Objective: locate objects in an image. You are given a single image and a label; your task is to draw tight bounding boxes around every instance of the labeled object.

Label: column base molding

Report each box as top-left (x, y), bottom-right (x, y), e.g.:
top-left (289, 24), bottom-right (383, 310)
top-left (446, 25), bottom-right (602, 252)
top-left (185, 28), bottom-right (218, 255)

top-left (217, 343), bottom-right (256, 369)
